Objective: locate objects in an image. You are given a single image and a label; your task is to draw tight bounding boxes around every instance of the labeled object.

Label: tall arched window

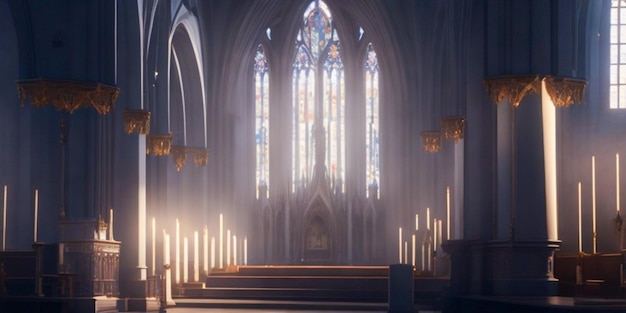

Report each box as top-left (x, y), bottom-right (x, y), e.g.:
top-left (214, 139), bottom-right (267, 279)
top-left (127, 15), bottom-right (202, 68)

top-left (611, 0), bottom-right (626, 108)
top-left (292, 0), bottom-right (345, 191)
top-left (365, 43), bottom-right (380, 198)
top-left (255, 44), bottom-right (270, 198)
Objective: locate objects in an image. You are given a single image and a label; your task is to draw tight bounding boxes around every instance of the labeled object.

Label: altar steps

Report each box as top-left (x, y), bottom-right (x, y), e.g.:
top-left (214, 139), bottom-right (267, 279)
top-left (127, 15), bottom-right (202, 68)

top-left (173, 265), bottom-right (448, 306)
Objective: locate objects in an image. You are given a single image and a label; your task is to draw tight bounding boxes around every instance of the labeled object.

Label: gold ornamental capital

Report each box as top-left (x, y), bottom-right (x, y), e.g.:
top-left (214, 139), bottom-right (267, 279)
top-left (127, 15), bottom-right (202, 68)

top-left (123, 109), bottom-right (151, 135)
top-left (543, 76), bottom-right (587, 107)
top-left (146, 133), bottom-right (172, 156)
top-left (421, 131), bottom-right (441, 153)
top-left (483, 75), bottom-right (539, 107)
top-left (441, 116), bottom-right (465, 143)
top-left (188, 147), bottom-right (209, 166)
top-left (171, 146), bottom-right (187, 171)
top-left (16, 79), bottom-right (119, 114)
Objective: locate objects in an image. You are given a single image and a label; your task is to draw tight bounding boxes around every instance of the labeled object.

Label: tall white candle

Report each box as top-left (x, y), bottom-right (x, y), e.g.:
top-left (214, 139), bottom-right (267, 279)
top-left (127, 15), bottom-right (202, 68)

top-left (58, 243), bottom-right (64, 266)
top-left (34, 189), bottom-right (38, 242)
top-left (244, 237), bottom-right (248, 265)
top-left (152, 217), bottom-right (156, 276)
top-left (176, 219), bottom-right (180, 284)
top-left (219, 214), bottom-right (223, 268)
top-left (109, 208), bottom-right (114, 240)
top-left (226, 229), bottom-right (231, 267)
top-left (427, 208), bottom-right (430, 230)
top-left (233, 235), bottom-right (237, 266)
top-left (163, 230), bottom-right (170, 265)
top-left (438, 220), bottom-right (442, 249)
top-left (404, 241), bottom-right (408, 264)
top-left (415, 214), bottom-right (419, 231)
top-left (183, 237), bottom-right (188, 283)
top-left (211, 237), bottom-right (215, 269)
top-left (446, 186), bottom-right (451, 240)
top-left (398, 227), bottom-right (402, 263)
top-left (194, 231), bottom-right (199, 282)
top-left (434, 219), bottom-right (438, 249)
top-left (592, 156), bottom-right (597, 254)
top-left (427, 243), bottom-right (431, 271)
top-left (163, 232), bottom-right (172, 303)
top-left (578, 182), bottom-right (583, 253)
top-left (3, 185), bottom-right (6, 251)
top-left (618, 153), bottom-right (621, 214)
top-left (203, 226), bottom-right (208, 275)
top-left (411, 234), bottom-right (416, 267)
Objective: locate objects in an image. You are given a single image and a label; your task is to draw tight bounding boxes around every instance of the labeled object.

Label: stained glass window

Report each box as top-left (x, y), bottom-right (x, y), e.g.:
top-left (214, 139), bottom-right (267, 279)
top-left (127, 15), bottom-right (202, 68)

top-left (365, 43), bottom-right (380, 198)
top-left (611, 0), bottom-right (626, 108)
top-left (292, 0), bottom-right (345, 192)
top-left (255, 44), bottom-right (270, 198)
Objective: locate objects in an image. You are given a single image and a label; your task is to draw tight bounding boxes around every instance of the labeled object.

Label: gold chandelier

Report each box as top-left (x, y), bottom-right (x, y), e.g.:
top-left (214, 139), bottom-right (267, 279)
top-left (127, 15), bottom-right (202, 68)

top-left (441, 116), bottom-right (465, 143)
top-left (16, 79), bottom-right (119, 114)
top-left (421, 131), bottom-right (441, 152)
top-left (123, 109), bottom-right (151, 134)
top-left (146, 133), bottom-right (173, 156)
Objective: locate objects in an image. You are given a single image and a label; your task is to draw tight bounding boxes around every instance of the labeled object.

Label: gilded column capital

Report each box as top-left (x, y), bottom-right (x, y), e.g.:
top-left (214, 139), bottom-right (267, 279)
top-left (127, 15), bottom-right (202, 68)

top-left (123, 109), bottom-right (151, 135)
top-left (543, 76), bottom-right (587, 107)
top-left (16, 79), bottom-right (119, 114)
top-left (188, 147), bottom-right (209, 166)
top-left (441, 116), bottom-right (465, 143)
top-left (483, 75), bottom-right (540, 107)
top-left (146, 133), bottom-right (172, 156)
top-left (421, 131), bottom-right (441, 152)
top-left (171, 146), bottom-right (187, 171)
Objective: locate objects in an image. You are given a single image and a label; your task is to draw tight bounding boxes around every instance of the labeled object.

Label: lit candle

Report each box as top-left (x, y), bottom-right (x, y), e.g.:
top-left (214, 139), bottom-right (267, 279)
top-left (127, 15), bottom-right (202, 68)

top-left (203, 226), bottom-right (208, 275)
top-left (415, 214), bottom-right (419, 231)
top-left (404, 241), bottom-right (408, 264)
top-left (226, 229), bottom-right (231, 267)
top-left (233, 235), bottom-right (237, 266)
top-left (618, 153), bottom-right (621, 214)
top-left (592, 156), bottom-right (597, 254)
top-left (194, 231), bottom-right (199, 282)
top-left (108, 208), bottom-right (114, 240)
top-left (219, 214), bottom-right (223, 268)
top-left (176, 219), bottom-right (180, 284)
top-left (411, 234), bottom-right (416, 267)
top-left (183, 236), bottom-right (188, 283)
top-left (211, 237), bottom-right (215, 269)
top-left (34, 189), bottom-right (38, 242)
top-left (438, 220), bottom-right (442, 248)
top-left (244, 237), bottom-right (248, 265)
top-left (578, 182), bottom-right (582, 253)
top-left (3, 185), bottom-right (7, 251)
top-left (446, 186), bottom-right (451, 240)
top-left (427, 208), bottom-right (430, 230)
top-left (152, 217), bottom-right (156, 276)
top-left (398, 227), bottom-right (402, 263)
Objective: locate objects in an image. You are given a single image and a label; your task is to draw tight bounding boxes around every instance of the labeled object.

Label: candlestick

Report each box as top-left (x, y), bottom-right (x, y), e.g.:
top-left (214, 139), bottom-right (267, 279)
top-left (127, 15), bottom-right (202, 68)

top-left (427, 208), bottom-right (430, 230)
top-left (3, 185), bottom-right (6, 251)
top-left (421, 243), bottom-right (425, 271)
top-left (152, 217), bottom-right (156, 276)
top-left (415, 214), bottom-right (419, 231)
top-left (203, 226), bottom-right (208, 275)
top-left (427, 243), bottom-right (431, 271)
top-left (211, 237), bottom-right (215, 269)
top-left (578, 182), bottom-right (582, 253)
top-left (618, 153), bottom-right (621, 214)
top-left (434, 219), bottom-right (437, 250)
top-left (227, 229), bottom-right (231, 267)
top-left (219, 214), bottom-right (223, 268)
top-left (592, 156), bottom-right (597, 254)
top-left (446, 186), bottom-right (451, 240)
top-left (183, 237), bottom-right (188, 283)
top-left (411, 234), bottom-right (416, 267)
top-left (194, 231), bottom-right (199, 282)
top-left (176, 219), bottom-right (180, 284)
top-left (34, 189), bottom-right (38, 242)
top-left (163, 232), bottom-right (173, 304)
top-left (398, 227), bottom-right (402, 263)
top-left (233, 235), bottom-right (237, 266)
top-left (244, 237), bottom-right (248, 265)
top-left (58, 243), bottom-right (64, 266)
top-left (404, 241), bottom-right (408, 264)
